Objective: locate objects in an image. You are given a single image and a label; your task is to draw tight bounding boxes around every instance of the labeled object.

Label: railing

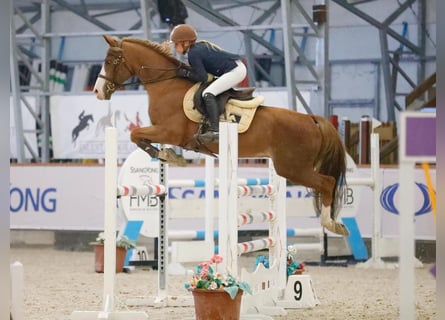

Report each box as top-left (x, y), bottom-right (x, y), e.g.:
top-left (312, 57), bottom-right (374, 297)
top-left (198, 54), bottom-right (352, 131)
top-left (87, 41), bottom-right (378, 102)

top-left (405, 73), bottom-right (436, 110)
top-left (379, 72), bottom-right (436, 163)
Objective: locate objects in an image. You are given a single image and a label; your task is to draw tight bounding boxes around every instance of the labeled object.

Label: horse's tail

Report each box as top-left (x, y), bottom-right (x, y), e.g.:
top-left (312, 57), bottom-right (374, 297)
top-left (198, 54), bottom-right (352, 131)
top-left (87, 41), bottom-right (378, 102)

top-left (312, 115), bottom-right (347, 221)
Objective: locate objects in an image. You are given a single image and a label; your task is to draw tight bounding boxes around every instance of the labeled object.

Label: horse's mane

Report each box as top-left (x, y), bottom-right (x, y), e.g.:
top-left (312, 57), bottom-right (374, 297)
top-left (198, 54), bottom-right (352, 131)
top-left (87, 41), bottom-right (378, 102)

top-left (122, 37), bottom-right (186, 67)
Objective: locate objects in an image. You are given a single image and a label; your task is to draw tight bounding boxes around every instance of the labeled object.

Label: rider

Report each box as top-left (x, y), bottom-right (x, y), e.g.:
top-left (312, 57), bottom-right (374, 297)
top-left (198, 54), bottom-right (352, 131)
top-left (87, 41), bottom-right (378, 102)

top-left (170, 24), bottom-right (247, 142)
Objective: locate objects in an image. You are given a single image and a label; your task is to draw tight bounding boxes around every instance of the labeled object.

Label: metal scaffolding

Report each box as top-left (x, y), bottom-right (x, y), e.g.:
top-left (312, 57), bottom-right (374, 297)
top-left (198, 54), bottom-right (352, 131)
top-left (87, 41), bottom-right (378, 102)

top-left (11, 0), bottom-right (435, 162)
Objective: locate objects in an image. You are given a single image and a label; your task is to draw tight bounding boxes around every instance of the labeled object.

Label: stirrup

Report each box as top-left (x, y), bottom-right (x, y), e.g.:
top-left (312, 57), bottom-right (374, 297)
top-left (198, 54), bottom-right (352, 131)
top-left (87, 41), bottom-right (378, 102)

top-left (198, 131), bottom-right (219, 143)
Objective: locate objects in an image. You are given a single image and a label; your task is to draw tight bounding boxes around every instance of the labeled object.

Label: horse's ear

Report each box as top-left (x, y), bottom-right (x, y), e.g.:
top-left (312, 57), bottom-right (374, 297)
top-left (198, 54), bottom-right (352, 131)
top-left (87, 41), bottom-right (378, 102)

top-left (103, 35), bottom-right (118, 47)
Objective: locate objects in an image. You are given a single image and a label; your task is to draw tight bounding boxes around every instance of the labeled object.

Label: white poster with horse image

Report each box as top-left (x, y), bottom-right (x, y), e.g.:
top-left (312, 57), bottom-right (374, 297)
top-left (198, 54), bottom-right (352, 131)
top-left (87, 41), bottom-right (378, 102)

top-left (50, 94), bottom-right (150, 159)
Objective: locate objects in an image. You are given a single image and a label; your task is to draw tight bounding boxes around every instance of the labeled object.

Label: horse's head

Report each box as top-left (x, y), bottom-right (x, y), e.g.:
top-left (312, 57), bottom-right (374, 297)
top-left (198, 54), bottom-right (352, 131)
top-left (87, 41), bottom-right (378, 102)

top-left (94, 35), bottom-right (134, 100)
top-left (94, 35), bottom-right (186, 100)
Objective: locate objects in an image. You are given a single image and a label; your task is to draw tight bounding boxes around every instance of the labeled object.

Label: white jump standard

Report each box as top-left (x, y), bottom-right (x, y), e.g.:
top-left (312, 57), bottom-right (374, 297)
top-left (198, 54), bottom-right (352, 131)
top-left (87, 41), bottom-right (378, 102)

top-left (218, 122), bottom-right (319, 317)
top-left (71, 127), bottom-right (154, 320)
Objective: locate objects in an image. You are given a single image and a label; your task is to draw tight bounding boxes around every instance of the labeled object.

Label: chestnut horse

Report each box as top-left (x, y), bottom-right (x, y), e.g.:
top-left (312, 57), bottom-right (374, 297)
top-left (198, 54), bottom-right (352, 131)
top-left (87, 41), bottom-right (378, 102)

top-left (93, 35), bottom-right (348, 236)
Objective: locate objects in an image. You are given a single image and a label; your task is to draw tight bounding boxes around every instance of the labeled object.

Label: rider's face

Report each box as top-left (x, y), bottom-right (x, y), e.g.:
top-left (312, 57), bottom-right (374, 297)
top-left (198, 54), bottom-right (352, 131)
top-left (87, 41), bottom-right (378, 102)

top-left (174, 41), bottom-right (190, 55)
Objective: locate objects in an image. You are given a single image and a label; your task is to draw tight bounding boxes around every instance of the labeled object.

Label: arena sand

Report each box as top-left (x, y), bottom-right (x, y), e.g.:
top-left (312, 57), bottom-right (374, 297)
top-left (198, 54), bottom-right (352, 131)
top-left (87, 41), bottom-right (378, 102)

top-left (10, 247), bottom-right (436, 320)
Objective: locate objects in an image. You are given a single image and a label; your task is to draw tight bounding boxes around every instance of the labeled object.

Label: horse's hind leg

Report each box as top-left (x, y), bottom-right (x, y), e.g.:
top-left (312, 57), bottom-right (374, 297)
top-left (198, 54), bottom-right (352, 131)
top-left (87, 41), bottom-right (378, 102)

top-left (277, 165), bottom-right (349, 236)
top-left (310, 178), bottom-right (349, 236)
top-left (319, 203), bottom-right (349, 236)
top-left (312, 175), bottom-right (349, 236)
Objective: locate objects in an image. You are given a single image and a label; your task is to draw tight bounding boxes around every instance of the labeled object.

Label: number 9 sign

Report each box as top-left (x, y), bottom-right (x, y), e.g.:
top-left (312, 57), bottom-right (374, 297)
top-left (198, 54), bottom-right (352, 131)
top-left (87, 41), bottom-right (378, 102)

top-left (281, 275), bottom-right (320, 308)
top-left (293, 280), bottom-right (303, 300)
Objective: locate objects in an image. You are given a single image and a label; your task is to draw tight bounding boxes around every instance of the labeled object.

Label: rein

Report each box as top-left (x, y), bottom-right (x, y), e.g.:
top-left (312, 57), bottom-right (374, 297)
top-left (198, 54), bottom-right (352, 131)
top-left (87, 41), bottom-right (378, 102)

top-left (101, 40), bottom-right (181, 89)
top-left (138, 65), bottom-right (180, 84)
top-left (99, 63), bottom-right (179, 88)
top-left (98, 74), bottom-right (140, 88)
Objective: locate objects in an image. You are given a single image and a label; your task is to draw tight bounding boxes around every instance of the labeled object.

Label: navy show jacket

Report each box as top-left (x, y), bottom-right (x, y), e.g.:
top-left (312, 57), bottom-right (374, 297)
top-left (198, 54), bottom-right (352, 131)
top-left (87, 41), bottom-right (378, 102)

top-left (186, 41), bottom-right (242, 83)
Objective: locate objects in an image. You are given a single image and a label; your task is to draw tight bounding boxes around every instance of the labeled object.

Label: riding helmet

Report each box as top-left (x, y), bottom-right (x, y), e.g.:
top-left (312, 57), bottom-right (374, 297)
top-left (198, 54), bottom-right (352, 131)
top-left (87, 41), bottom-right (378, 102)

top-left (170, 24), bottom-right (197, 43)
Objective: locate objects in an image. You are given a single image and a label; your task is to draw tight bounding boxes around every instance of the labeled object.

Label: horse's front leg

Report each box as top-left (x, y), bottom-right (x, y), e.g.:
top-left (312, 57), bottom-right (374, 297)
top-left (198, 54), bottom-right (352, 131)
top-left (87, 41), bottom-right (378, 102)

top-left (131, 126), bottom-right (187, 166)
top-left (135, 138), bottom-right (160, 159)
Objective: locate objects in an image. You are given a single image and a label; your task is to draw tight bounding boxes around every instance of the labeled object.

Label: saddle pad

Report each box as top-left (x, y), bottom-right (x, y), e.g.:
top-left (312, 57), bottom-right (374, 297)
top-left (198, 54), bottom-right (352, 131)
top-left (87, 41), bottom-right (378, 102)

top-left (183, 83), bottom-right (264, 133)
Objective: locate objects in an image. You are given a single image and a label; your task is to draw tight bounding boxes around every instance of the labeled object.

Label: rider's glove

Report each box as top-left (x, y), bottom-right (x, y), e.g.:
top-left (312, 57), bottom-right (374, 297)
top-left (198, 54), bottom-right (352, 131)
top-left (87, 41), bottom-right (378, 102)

top-left (176, 67), bottom-right (190, 78)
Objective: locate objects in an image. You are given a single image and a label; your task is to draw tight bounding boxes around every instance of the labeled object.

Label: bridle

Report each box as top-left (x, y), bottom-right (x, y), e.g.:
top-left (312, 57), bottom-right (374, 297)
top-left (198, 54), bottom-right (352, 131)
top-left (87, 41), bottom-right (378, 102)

top-left (98, 51), bottom-right (135, 93)
top-left (98, 39), bottom-right (182, 93)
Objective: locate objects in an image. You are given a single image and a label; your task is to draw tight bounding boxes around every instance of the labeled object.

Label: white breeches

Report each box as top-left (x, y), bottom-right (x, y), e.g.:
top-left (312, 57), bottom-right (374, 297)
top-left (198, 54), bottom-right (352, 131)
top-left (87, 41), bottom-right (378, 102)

top-left (202, 60), bottom-right (247, 96)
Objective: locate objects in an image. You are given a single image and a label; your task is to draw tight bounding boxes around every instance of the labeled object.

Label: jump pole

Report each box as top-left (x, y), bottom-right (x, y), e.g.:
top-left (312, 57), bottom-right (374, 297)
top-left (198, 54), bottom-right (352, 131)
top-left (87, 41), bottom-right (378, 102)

top-left (71, 127), bottom-right (148, 320)
top-left (218, 121), bottom-right (239, 274)
top-left (218, 122), bottom-right (289, 317)
top-left (10, 261), bottom-right (24, 320)
top-left (124, 160), bottom-right (195, 308)
top-left (353, 133), bottom-right (386, 268)
top-left (398, 111), bottom-right (436, 320)
top-left (354, 133), bottom-right (423, 269)
top-left (167, 155), bottom-right (217, 276)
top-left (218, 122), bottom-right (286, 275)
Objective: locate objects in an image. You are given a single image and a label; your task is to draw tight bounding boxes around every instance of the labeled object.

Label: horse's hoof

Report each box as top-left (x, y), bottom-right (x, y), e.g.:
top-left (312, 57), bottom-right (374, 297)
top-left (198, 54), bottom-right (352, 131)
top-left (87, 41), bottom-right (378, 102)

top-left (322, 221), bottom-right (350, 236)
top-left (334, 223), bottom-right (350, 236)
top-left (158, 148), bottom-right (187, 167)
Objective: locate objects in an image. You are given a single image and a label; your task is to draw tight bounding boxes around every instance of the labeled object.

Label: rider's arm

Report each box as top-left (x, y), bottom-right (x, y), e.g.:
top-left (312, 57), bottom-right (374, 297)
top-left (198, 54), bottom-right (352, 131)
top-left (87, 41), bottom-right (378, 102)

top-left (184, 46), bottom-right (209, 83)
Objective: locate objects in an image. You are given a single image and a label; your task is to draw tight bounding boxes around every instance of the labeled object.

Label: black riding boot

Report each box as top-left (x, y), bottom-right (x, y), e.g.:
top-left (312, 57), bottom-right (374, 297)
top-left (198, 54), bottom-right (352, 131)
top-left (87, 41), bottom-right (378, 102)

top-left (199, 93), bottom-right (220, 142)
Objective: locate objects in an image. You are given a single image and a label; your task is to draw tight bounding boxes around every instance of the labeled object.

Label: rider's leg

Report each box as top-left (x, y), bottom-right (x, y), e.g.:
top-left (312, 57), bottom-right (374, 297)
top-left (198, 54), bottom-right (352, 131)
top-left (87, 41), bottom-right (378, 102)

top-left (202, 92), bottom-right (219, 133)
top-left (199, 60), bottom-right (246, 142)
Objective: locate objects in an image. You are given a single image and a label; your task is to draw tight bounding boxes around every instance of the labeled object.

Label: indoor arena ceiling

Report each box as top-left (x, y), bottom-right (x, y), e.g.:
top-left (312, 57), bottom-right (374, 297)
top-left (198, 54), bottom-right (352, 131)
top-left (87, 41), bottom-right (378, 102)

top-left (13, 0), bottom-right (381, 14)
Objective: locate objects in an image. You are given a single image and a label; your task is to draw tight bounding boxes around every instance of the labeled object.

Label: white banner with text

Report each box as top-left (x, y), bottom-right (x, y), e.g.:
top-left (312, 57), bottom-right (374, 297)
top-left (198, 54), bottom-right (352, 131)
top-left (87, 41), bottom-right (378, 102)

top-left (10, 165), bottom-right (436, 240)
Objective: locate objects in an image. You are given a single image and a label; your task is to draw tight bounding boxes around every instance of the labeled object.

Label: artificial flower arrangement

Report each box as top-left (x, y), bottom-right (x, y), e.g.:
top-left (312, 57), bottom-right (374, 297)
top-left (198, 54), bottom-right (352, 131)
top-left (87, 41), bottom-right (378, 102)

top-left (254, 248), bottom-right (305, 276)
top-left (91, 232), bottom-right (137, 250)
top-left (185, 254), bottom-right (252, 299)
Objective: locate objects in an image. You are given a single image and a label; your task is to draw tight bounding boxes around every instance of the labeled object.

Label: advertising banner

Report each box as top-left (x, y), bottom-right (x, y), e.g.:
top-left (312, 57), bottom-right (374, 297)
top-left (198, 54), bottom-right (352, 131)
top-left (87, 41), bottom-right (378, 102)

top-left (10, 165), bottom-right (104, 230)
top-left (10, 165), bottom-right (436, 240)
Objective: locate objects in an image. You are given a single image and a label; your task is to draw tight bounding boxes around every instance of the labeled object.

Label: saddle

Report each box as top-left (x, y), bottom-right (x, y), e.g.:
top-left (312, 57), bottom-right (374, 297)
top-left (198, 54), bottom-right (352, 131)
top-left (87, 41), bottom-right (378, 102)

top-left (183, 82), bottom-right (265, 133)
